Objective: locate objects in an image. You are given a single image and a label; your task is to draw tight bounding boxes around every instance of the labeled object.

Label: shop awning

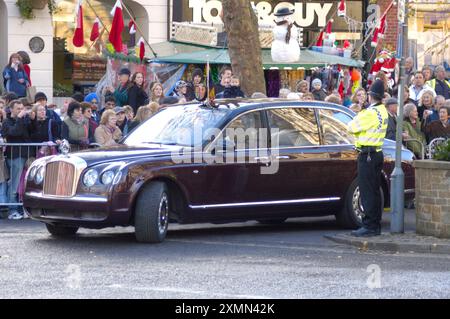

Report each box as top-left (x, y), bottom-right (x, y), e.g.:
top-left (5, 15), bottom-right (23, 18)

top-left (150, 41), bottom-right (364, 69)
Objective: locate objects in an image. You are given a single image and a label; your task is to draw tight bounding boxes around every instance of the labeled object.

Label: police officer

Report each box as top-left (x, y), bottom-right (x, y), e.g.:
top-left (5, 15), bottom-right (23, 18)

top-left (347, 80), bottom-right (388, 237)
top-left (426, 65), bottom-right (450, 99)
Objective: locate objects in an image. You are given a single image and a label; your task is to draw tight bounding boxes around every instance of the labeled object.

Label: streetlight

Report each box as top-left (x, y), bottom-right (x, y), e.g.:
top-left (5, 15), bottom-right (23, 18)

top-left (390, 0), bottom-right (408, 233)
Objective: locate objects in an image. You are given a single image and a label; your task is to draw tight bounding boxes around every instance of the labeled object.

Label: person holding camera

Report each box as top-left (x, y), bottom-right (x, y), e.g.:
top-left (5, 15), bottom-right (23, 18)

top-left (3, 53), bottom-right (30, 98)
top-left (1, 100), bottom-right (32, 220)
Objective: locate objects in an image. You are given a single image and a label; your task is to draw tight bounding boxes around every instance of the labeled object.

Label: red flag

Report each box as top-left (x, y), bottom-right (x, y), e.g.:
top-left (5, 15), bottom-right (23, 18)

top-left (109, 0), bottom-right (124, 52)
top-left (325, 19), bottom-right (333, 34)
top-left (338, 0), bottom-right (346, 17)
top-left (316, 31), bottom-right (324, 47)
top-left (90, 17), bottom-right (100, 42)
top-left (73, 0), bottom-right (84, 47)
top-left (378, 15), bottom-right (386, 38)
top-left (371, 27), bottom-right (380, 47)
top-left (137, 37), bottom-right (145, 61)
top-left (128, 20), bottom-right (137, 47)
top-left (128, 20), bottom-right (136, 34)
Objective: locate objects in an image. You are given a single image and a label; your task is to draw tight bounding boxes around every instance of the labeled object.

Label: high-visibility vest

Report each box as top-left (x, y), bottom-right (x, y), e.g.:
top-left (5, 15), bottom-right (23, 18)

top-left (347, 103), bottom-right (388, 151)
top-left (427, 78), bottom-right (450, 90)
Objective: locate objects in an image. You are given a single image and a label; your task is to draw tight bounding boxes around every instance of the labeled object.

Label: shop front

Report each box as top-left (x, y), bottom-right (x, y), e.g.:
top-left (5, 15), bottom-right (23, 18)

top-left (172, 0), bottom-right (366, 48)
top-left (408, 0), bottom-right (450, 70)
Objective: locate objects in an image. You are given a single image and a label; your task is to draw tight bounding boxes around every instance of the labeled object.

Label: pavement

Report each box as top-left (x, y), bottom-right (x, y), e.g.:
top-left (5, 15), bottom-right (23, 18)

top-left (1, 209), bottom-right (450, 298)
top-left (324, 209), bottom-right (450, 255)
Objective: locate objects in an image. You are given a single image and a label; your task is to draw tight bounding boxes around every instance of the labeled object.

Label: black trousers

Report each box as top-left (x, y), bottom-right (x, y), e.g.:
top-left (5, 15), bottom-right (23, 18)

top-left (357, 151), bottom-right (384, 230)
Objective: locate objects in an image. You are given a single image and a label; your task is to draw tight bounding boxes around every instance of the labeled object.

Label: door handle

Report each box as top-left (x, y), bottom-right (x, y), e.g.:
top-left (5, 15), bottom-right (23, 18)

top-left (274, 155), bottom-right (290, 160)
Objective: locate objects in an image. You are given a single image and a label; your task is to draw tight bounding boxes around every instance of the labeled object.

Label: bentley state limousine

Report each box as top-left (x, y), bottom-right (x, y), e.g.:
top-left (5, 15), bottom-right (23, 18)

top-left (23, 100), bottom-right (415, 243)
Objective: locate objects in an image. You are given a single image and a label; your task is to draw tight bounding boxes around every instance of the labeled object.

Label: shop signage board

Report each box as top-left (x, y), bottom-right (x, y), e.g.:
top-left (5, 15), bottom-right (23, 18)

top-left (188, 0), bottom-right (334, 27)
top-left (72, 56), bottom-right (107, 82)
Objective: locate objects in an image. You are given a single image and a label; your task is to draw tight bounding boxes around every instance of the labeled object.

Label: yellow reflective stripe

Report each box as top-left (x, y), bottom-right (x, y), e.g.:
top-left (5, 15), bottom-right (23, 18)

top-left (357, 136), bottom-right (384, 146)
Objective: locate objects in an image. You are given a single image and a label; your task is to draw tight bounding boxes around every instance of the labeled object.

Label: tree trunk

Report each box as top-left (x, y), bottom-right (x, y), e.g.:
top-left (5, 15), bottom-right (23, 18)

top-left (222, 0), bottom-right (266, 96)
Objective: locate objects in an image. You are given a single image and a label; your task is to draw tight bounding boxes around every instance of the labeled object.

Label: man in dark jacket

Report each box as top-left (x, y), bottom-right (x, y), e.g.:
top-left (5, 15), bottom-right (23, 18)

top-left (385, 98), bottom-right (398, 141)
top-left (35, 92), bottom-right (62, 135)
top-left (1, 100), bottom-right (32, 219)
top-left (214, 66), bottom-right (233, 95)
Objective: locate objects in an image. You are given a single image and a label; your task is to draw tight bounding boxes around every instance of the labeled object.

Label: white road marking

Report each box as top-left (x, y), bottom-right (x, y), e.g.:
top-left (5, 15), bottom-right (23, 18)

top-left (107, 284), bottom-right (272, 299)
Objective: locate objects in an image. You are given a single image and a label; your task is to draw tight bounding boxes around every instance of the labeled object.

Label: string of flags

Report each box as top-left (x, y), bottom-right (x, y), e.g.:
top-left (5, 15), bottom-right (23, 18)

top-left (313, 0), bottom-right (395, 50)
top-left (71, 0), bottom-right (146, 62)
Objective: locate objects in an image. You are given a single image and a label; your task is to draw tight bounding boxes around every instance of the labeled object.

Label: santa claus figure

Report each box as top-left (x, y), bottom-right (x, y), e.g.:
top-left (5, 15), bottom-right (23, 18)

top-left (368, 50), bottom-right (397, 90)
top-left (271, 7), bottom-right (301, 63)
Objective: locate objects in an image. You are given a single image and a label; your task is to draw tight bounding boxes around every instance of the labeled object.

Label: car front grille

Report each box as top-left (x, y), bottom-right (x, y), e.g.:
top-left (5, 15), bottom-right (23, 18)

top-left (43, 161), bottom-right (76, 197)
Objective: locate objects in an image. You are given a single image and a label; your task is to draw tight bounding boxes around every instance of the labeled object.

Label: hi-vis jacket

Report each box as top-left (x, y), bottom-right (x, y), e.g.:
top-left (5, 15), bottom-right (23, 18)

top-left (427, 78), bottom-right (450, 90)
top-left (347, 103), bottom-right (388, 151)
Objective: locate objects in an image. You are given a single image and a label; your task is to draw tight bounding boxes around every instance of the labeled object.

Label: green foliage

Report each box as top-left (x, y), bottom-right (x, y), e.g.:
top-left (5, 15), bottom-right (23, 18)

top-left (53, 82), bottom-right (73, 97)
top-left (16, 0), bottom-right (58, 20)
top-left (47, 0), bottom-right (58, 16)
top-left (16, 0), bottom-right (34, 20)
top-left (433, 139), bottom-right (450, 162)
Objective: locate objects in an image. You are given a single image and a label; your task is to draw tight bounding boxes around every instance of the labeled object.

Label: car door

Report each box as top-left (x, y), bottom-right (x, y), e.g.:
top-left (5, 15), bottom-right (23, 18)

top-left (316, 108), bottom-right (358, 199)
top-left (266, 107), bottom-right (337, 205)
top-left (201, 110), bottom-right (273, 208)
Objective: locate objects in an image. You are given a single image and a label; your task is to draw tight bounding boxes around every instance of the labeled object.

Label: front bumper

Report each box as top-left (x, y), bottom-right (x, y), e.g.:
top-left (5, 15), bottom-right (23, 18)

top-left (23, 192), bottom-right (131, 228)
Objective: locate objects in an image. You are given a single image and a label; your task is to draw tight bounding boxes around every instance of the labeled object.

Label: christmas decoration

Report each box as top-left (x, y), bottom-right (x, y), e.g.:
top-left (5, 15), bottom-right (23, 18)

top-left (73, 0), bottom-right (84, 47)
top-left (271, 7), bottom-right (300, 63)
top-left (368, 50), bottom-right (397, 89)
top-left (90, 17), bottom-right (100, 42)
top-left (338, 0), bottom-right (346, 17)
top-left (137, 37), bottom-right (145, 61)
top-left (109, 0), bottom-right (125, 52)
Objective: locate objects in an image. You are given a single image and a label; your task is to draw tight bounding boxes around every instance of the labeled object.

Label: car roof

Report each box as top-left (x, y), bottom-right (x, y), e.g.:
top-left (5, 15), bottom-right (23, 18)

top-left (198, 98), bottom-right (356, 117)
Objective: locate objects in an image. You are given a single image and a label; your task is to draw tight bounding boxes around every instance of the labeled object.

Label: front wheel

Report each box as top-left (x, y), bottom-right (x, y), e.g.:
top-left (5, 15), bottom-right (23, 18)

top-left (45, 224), bottom-right (79, 237)
top-left (134, 182), bottom-right (169, 243)
top-left (335, 179), bottom-right (384, 229)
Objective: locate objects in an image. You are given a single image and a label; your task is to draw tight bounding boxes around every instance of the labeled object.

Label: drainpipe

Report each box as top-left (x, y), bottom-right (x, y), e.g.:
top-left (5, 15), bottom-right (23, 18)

top-left (167, 0), bottom-right (172, 41)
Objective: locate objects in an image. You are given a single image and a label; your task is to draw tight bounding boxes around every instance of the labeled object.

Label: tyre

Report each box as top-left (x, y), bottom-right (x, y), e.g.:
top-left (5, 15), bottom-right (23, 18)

top-left (134, 182), bottom-right (169, 243)
top-left (46, 224), bottom-right (79, 237)
top-left (335, 179), bottom-right (384, 229)
top-left (257, 218), bottom-right (287, 225)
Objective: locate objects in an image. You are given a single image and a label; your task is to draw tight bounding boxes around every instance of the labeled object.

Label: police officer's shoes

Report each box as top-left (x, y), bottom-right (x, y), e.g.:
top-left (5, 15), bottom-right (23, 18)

top-left (350, 227), bottom-right (381, 237)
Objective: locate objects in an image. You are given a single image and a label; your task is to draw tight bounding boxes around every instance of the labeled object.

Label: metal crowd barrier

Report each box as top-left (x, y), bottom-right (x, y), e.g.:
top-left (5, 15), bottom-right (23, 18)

top-left (427, 138), bottom-right (448, 159)
top-left (403, 138), bottom-right (426, 160)
top-left (0, 142), bottom-right (100, 213)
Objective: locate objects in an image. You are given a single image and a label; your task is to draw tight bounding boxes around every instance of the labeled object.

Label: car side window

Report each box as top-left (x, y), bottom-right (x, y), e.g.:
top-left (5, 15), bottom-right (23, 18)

top-left (224, 111), bottom-right (264, 150)
top-left (267, 108), bottom-right (320, 148)
top-left (319, 109), bottom-right (355, 145)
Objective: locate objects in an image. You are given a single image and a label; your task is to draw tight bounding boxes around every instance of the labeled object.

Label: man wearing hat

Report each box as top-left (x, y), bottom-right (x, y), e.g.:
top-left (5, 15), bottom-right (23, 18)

top-left (114, 106), bottom-right (129, 135)
top-left (105, 68), bottom-right (131, 107)
top-left (347, 80), bottom-right (389, 237)
top-left (34, 91), bottom-right (62, 133)
top-left (385, 97), bottom-right (398, 140)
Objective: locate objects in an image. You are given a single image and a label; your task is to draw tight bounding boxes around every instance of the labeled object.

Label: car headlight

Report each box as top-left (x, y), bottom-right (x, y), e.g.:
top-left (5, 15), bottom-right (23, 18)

top-left (28, 166), bottom-right (38, 181)
top-left (35, 166), bottom-right (45, 185)
top-left (101, 170), bottom-right (115, 185)
top-left (83, 169), bottom-right (98, 187)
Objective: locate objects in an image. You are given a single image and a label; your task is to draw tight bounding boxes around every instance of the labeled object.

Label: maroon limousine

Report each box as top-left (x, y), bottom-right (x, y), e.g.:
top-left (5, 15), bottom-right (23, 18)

top-left (23, 100), bottom-right (415, 243)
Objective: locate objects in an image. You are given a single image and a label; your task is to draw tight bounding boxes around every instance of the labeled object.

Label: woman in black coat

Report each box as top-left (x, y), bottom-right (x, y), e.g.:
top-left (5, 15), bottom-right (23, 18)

top-left (29, 104), bottom-right (61, 143)
top-left (128, 72), bottom-right (149, 114)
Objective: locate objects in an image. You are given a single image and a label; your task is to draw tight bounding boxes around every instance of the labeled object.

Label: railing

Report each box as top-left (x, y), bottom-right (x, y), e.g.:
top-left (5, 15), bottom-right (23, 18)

top-left (404, 138), bottom-right (426, 160)
top-left (427, 138), bottom-right (448, 159)
top-left (0, 142), bottom-right (100, 213)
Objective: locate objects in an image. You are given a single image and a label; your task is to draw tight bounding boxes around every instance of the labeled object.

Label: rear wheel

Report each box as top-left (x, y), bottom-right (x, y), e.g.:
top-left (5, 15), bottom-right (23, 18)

top-left (134, 182), bottom-right (169, 243)
top-left (45, 224), bottom-right (79, 237)
top-left (336, 179), bottom-right (384, 229)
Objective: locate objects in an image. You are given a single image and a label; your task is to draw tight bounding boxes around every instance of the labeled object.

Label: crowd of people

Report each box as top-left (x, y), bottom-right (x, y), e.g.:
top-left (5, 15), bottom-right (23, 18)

top-left (0, 50), bottom-right (449, 220)
top-left (274, 61), bottom-right (450, 159)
